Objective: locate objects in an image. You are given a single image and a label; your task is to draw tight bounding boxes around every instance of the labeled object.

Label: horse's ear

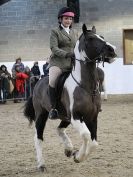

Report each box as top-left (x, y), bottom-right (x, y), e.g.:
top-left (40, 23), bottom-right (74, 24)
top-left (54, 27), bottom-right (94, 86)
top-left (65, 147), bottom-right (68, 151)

top-left (92, 26), bottom-right (96, 33)
top-left (82, 24), bottom-right (87, 34)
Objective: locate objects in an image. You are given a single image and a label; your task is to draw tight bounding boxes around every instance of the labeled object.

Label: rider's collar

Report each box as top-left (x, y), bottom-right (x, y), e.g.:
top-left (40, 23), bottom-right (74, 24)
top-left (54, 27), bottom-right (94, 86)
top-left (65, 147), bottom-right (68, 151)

top-left (61, 24), bottom-right (70, 34)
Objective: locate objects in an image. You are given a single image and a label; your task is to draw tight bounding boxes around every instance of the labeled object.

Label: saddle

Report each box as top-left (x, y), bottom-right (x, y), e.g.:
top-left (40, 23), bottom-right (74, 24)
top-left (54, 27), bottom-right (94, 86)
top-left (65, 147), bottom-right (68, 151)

top-left (55, 71), bottom-right (70, 102)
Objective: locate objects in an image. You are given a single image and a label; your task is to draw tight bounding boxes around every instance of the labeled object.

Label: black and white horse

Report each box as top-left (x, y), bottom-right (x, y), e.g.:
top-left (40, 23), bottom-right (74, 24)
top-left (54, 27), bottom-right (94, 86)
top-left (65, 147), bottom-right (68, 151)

top-left (24, 24), bottom-right (116, 171)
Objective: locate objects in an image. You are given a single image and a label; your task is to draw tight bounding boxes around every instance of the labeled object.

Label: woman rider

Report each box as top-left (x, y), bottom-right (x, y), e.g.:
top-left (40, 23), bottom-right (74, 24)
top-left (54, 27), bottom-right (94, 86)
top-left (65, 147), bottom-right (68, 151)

top-left (48, 7), bottom-right (77, 119)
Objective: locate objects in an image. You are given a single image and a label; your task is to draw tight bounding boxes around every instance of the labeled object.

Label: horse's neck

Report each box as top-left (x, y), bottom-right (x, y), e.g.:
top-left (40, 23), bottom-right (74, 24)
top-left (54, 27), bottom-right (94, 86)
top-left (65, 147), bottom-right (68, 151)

top-left (72, 61), bottom-right (97, 92)
top-left (72, 40), bottom-right (98, 92)
top-left (81, 62), bottom-right (97, 91)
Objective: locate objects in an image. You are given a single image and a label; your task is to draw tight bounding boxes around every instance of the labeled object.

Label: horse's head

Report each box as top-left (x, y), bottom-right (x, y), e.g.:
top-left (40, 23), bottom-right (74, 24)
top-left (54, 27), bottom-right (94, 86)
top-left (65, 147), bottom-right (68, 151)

top-left (78, 24), bottom-right (117, 63)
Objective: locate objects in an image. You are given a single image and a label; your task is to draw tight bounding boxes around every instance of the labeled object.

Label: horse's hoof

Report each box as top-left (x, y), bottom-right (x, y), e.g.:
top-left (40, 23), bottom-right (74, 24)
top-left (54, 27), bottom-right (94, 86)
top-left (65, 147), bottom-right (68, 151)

top-left (38, 165), bottom-right (47, 172)
top-left (64, 149), bottom-right (73, 157)
top-left (73, 150), bottom-right (80, 163)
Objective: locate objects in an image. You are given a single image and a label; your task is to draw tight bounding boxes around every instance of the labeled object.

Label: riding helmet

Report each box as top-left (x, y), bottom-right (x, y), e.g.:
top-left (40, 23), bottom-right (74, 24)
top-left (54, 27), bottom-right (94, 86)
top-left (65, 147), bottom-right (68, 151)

top-left (58, 7), bottom-right (75, 19)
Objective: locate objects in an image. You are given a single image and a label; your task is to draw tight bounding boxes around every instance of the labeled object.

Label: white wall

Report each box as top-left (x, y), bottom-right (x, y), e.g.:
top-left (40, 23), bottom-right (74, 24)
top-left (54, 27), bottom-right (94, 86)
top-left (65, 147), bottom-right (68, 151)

top-left (0, 58), bottom-right (133, 94)
top-left (99, 58), bottom-right (133, 94)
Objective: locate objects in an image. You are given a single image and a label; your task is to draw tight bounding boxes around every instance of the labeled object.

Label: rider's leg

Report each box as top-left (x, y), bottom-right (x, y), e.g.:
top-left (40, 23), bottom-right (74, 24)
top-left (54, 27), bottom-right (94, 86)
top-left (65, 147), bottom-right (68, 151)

top-left (49, 66), bottom-right (62, 119)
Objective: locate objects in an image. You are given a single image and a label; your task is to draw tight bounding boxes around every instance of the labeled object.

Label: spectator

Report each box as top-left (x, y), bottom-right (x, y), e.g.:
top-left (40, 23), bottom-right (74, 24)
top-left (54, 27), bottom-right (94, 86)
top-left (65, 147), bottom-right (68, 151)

top-left (0, 65), bottom-right (11, 103)
top-left (12, 57), bottom-right (25, 74)
top-left (31, 61), bottom-right (40, 85)
top-left (12, 65), bottom-right (28, 103)
top-left (24, 66), bottom-right (34, 99)
top-left (43, 58), bottom-right (49, 77)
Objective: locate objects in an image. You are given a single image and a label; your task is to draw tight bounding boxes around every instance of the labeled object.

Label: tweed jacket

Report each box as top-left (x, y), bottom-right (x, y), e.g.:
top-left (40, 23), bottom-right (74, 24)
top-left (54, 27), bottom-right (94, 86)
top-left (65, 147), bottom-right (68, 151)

top-left (49, 25), bottom-right (77, 71)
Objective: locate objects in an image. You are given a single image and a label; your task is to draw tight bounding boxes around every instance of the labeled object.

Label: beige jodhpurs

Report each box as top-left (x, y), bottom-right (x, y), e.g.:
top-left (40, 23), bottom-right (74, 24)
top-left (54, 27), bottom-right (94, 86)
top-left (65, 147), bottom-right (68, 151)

top-left (49, 66), bottom-right (62, 88)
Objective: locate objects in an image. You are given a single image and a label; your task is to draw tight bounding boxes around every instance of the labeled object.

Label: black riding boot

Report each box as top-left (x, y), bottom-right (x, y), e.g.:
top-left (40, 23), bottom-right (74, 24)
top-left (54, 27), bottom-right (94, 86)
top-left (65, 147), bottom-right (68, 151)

top-left (48, 86), bottom-right (58, 119)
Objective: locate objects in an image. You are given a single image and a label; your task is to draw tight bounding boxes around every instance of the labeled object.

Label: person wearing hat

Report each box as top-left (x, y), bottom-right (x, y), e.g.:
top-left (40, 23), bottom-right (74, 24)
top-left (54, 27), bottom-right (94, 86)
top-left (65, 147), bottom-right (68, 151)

top-left (12, 57), bottom-right (25, 74)
top-left (31, 61), bottom-right (41, 86)
top-left (48, 6), bottom-right (78, 119)
top-left (0, 65), bottom-right (11, 103)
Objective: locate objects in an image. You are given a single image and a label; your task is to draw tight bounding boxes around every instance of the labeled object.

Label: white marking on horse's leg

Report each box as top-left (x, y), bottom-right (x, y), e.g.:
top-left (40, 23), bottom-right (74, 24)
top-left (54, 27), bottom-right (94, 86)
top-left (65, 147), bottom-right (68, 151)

top-left (85, 139), bottom-right (99, 158)
top-left (34, 131), bottom-right (44, 168)
top-left (90, 139), bottom-right (98, 151)
top-left (71, 118), bottom-right (91, 162)
top-left (102, 80), bottom-right (107, 100)
top-left (57, 128), bottom-right (73, 151)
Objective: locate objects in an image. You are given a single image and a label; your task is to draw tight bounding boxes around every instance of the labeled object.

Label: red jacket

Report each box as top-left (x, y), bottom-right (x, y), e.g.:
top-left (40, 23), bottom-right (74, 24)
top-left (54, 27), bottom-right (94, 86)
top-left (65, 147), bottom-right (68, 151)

top-left (15, 72), bottom-right (29, 93)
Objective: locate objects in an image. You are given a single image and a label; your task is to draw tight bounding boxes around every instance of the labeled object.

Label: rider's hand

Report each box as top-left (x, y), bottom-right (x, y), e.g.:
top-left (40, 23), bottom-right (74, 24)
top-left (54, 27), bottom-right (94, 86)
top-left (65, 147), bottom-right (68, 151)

top-left (65, 52), bottom-right (75, 59)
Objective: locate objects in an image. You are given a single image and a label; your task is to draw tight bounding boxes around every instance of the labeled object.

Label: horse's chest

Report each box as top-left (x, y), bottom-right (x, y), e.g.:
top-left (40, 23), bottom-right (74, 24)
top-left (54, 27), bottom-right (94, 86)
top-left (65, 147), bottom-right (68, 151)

top-left (73, 87), bottom-right (100, 112)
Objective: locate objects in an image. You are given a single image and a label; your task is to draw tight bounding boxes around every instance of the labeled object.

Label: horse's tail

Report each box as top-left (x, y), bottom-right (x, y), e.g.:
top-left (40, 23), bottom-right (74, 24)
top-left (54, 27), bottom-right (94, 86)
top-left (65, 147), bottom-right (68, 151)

top-left (24, 96), bottom-right (35, 125)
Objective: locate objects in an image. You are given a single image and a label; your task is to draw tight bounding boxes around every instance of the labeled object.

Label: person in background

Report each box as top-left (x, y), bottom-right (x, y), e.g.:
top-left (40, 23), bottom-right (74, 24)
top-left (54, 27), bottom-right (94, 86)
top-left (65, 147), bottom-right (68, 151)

top-left (24, 66), bottom-right (34, 99)
top-left (31, 61), bottom-right (41, 85)
top-left (12, 65), bottom-right (28, 103)
top-left (12, 57), bottom-right (25, 75)
top-left (43, 58), bottom-right (49, 77)
top-left (0, 65), bottom-right (11, 103)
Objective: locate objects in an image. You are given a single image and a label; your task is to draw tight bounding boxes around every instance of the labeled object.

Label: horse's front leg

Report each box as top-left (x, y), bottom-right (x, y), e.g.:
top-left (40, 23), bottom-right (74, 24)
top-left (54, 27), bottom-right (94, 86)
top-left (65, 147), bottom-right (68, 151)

top-left (71, 117), bottom-right (91, 163)
top-left (57, 121), bottom-right (73, 157)
top-left (85, 117), bottom-right (98, 158)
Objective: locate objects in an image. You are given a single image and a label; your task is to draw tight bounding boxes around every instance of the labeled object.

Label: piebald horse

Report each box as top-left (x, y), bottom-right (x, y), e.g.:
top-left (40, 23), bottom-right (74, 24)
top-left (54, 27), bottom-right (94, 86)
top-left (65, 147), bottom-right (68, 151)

top-left (24, 24), bottom-right (116, 171)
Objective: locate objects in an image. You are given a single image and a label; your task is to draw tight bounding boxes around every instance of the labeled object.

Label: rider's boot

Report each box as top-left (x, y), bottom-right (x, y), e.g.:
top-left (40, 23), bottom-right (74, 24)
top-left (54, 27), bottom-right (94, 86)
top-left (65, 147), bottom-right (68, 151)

top-left (48, 85), bottom-right (59, 119)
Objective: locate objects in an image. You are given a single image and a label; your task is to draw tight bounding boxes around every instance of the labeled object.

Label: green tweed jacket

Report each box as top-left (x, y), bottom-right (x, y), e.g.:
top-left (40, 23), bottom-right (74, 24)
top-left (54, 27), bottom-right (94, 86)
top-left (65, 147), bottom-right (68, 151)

top-left (49, 26), bottom-right (77, 71)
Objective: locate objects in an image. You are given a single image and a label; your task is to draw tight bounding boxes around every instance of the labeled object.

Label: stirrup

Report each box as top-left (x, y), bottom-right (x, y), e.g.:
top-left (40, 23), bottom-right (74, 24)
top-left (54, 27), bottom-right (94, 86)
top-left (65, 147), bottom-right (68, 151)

top-left (48, 109), bottom-right (59, 120)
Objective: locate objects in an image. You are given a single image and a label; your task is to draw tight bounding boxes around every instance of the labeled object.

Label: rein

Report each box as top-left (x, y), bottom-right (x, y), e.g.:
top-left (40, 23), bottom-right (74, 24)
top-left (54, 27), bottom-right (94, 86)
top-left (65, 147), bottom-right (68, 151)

top-left (71, 59), bottom-right (100, 96)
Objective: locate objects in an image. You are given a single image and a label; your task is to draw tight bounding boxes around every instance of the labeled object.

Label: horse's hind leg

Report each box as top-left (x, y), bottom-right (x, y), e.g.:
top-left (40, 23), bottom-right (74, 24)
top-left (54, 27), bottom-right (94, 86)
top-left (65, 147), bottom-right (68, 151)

top-left (102, 80), bottom-right (107, 100)
top-left (34, 110), bottom-right (48, 171)
top-left (57, 121), bottom-right (73, 157)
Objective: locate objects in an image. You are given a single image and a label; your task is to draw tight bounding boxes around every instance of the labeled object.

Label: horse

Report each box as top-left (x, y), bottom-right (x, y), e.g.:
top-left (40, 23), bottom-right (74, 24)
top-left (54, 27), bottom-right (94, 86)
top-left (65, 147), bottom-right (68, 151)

top-left (97, 67), bottom-right (107, 100)
top-left (24, 24), bottom-right (117, 171)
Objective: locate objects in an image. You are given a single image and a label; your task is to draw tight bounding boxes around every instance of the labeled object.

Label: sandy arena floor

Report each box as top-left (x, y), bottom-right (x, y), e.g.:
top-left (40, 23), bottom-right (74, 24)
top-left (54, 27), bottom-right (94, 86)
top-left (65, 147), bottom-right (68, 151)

top-left (0, 95), bottom-right (133, 177)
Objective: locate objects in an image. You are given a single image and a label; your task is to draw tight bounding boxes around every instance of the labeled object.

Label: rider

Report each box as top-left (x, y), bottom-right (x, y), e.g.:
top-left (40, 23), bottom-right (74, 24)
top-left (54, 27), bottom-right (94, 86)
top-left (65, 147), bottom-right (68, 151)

top-left (48, 7), bottom-right (77, 120)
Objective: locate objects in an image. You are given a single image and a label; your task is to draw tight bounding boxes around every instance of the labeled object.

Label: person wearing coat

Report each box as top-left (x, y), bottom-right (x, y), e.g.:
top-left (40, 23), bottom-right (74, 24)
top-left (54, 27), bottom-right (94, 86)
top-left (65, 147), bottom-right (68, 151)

top-left (13, 65), bottom-right (28, 103)
top-left (0, 65), bottom-right (11, 103)
top-left (31, 62), bottom-right (41, 85)
top-left (43, 60), bottom-right (49, 77)
top-left (48, 7), bottom-right (77, 119)
top-left (12, 57), bottom-right (25, 74)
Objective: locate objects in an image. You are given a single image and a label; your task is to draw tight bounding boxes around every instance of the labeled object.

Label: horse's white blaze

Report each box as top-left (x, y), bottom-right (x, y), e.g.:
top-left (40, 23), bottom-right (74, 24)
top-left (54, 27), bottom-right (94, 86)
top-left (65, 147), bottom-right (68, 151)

top-left (106, 42), bottom-right (116, 50)
top-left (57, 128), bottom-right (73, 150)
top-left (95, 34), bottom-right (116, 50)
top-left (34, 131), bottom-right (44, 168)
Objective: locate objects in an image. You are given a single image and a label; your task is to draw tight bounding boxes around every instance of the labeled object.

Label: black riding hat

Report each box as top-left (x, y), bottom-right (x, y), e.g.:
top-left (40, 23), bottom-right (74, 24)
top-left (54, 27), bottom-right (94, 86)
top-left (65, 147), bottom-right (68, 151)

top-left (58, 7), bottom-right (75, 19)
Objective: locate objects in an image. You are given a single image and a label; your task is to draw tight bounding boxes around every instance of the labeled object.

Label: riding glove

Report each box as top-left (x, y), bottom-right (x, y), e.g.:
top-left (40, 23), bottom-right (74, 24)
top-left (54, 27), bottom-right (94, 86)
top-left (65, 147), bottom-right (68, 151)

top-left (65, 52), bottom-right (75, 59)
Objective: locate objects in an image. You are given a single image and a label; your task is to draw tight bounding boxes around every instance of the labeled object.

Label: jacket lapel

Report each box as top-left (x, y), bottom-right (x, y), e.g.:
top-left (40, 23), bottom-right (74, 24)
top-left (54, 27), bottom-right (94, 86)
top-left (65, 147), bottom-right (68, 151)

top-left (59, 26), bottom-right (72, 40)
